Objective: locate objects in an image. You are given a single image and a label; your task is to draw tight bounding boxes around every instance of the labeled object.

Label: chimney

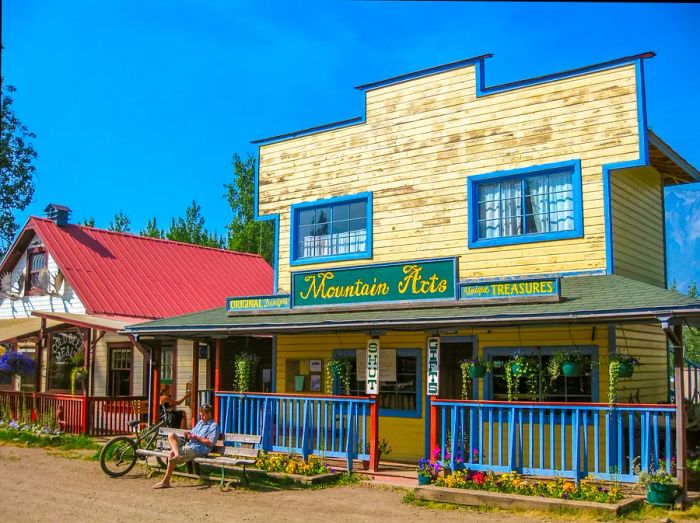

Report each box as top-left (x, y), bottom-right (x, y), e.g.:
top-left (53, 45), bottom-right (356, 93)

top-left (44, 204), bottom-right (72, 226)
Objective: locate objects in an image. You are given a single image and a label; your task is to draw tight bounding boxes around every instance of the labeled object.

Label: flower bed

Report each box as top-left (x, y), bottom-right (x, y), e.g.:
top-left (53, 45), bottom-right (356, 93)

top-left (254, 451), bottom-right (332, 476)
top-left (435, 470), bottom-right (624, 503)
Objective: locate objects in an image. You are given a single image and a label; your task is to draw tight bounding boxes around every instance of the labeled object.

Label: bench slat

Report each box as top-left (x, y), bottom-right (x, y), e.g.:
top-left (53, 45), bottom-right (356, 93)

top-left (195, 457), bottom-right (256, 466)
top-left (220, 447), bottom-right (259, 458)
top-left (224, 434), bottom-right (261, 444)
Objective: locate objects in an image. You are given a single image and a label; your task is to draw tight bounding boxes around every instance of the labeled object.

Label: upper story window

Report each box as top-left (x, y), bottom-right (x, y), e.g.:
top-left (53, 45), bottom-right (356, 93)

top-left (290, 193), bottom-right (372, 265)
top-left (25, 248), bottom-right (47, 295)
top-left (468, 160), bottom-right (583, 249)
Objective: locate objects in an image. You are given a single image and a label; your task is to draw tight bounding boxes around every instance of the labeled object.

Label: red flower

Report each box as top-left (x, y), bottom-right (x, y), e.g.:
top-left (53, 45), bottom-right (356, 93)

top-left (472, 472), bottom-right (485, 485)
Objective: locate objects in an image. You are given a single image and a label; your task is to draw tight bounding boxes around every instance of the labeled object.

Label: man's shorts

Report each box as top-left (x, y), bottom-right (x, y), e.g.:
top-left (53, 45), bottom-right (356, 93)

top-left (170, 438), bottom-right (202, 465)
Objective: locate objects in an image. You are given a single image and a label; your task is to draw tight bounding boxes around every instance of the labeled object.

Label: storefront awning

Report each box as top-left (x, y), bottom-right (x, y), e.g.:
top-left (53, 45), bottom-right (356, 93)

top-left (0, 317), bottom-right (62, 343)
top-left (122, 274), bottom-right (700, 336)
top-left (30, 311), bottom-right (149, 333)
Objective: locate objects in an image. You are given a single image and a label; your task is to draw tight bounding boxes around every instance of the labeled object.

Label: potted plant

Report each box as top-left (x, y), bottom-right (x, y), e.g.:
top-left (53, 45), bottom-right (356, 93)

top-left (459, 358), bottom-right (492, 399)
top-left (324, 359), bottom-right (352, 395)
top-left (233, 352), bottom-right (259, 392)
top-left (638, 467), bottom-right (680, 507)
top-left (608, 354), bottom-right (640, 406)
top-left (360, 438), bottom-right (392, 469)
top-left (417, 457), bottom-right (441, 486)
top-left (504, 352), bottom-right (539, 401)
top-left (547, 349), bottom-right (594, 382)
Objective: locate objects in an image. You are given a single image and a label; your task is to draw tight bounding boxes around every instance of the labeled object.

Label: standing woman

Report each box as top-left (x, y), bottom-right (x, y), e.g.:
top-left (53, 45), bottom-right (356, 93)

top-left (159, 383), bottom-right (188, 428)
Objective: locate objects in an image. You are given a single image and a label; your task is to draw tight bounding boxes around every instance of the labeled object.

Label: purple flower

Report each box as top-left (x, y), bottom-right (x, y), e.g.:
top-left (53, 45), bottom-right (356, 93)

top-left (0, 351), bottom-right (36, 377)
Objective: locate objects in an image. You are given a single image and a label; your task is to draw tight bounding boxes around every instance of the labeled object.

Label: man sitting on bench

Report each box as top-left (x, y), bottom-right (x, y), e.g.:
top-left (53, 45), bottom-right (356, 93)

top-left (153, 403), bottom-right (219, 489)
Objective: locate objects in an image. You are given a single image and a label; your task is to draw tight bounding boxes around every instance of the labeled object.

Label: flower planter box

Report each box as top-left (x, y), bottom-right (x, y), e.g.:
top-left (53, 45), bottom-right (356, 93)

top-left (413, 485), bottom-right (643, 517)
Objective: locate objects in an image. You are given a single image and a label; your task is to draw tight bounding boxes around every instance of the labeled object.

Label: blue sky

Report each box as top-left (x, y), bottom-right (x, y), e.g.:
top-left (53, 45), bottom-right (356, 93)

top-left (3, 1), bottom-right (699, 291)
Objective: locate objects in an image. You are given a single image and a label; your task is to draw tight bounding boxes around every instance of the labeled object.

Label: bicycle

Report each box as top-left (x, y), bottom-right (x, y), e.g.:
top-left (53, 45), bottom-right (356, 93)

top-left (99, 406), bottom-right (172, 477)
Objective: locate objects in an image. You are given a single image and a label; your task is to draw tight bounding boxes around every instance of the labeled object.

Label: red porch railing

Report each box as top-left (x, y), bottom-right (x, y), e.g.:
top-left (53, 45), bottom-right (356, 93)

top-left (87, 396), bottom-right (147, 436)
top-left (0, 390), bottom-right (146, 436)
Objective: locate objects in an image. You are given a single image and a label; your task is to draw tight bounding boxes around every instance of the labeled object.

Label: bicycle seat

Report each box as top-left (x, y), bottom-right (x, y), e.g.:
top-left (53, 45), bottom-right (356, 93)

top-left (128, 419), bottom-right (141, 428)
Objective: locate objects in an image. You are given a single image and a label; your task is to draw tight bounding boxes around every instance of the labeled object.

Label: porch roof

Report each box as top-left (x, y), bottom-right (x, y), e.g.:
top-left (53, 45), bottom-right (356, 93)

top-left (123, 275), bottom-right (700, 336)
top-left (30, 311), bottom-right (148, 333)
top-left (0, 318), bottom-right (62, 343)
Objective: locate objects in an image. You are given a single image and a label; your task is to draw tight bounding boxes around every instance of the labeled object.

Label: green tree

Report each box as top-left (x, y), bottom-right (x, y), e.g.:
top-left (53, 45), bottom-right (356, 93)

top-left (82, 217), bottom-right (95, 227)
top-left (140, 217), bottom-right (164, 239)
top-left (684, 281), bottom-right (700, 362)
top-left (166, 200), bottom-right (222, 248)
top-left (108, 211), bottom-right (131, 233)
top-left (225, 153), bottom-right (274, 264)
top-left (1, 79), bottom-right (37, 258)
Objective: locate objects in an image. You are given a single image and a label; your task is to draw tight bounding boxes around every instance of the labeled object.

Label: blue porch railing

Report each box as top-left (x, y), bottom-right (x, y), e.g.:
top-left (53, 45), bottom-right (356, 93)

top-left (684, 358), bottom-right (700, 404)
top-left (216, 392), bottom-right (375, 471)
top-left (431, 399), bottom-right (675, 483)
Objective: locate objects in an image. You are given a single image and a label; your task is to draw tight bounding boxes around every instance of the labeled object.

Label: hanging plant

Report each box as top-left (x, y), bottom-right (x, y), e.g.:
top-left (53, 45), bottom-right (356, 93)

top-left (505, 353), bottom-right (539, 401)
top-left (70, 367), bottom-right (87, 395)
top-left (0, 350), bottom-right (36, 377)
top-left (547, 350), bottom-right (595, 383)
top-left (608, 354), bottom-right (640, 406)
top-left (233, 352), bottom-right (260, 392)
top-left (325, 359), bottom-right (352, 395)
top-left (458, 358), bottom-right (492, 399)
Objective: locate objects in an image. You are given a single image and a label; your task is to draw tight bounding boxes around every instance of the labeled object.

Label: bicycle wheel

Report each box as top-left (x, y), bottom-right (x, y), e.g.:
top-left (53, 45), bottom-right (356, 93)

top-left (99, 436), bottom-right (138, 477)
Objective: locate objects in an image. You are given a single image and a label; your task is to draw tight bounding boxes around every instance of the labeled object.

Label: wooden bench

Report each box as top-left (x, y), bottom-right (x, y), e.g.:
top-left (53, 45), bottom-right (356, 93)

top-left (135, 427), bottom-right (261, 490)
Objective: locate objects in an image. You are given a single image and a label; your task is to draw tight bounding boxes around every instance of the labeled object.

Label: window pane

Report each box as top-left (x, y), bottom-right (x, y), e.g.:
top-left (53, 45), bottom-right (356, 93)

top-left (349, 201), bottom-right (366, 220)
top-left (334, 204), bottom-right (349, 221)
top-left (298, 209), bottom-right (315, 227)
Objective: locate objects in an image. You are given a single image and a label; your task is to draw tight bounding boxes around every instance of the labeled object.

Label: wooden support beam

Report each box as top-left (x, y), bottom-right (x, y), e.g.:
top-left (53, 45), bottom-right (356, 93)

top-left (214, 339), bottom-right (222, 422)
top-left (673, 324), bottom-right (688, 508)
top-left (191, 341), bottom-right (200, 428)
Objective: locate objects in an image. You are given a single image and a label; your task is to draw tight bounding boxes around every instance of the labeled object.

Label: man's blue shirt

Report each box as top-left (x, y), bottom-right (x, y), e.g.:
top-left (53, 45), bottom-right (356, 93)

top-left (186, 418), bottom-right (219, 455)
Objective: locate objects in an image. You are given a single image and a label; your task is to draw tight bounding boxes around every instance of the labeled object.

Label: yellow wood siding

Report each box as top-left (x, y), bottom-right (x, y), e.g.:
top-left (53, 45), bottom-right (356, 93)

top-left (259, 64), bottom-right (642, 291)
top-left (614, 323), bottom-right (668, 403)
top-left (275, 324), bottom-right (612, 462)
top-left (611, 167), bottom-right (666, 287)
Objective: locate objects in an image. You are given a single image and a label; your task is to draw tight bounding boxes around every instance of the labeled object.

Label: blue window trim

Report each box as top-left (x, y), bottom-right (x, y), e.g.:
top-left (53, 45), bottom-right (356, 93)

top-left (482, 345), bottom-right (599, 403)
top-left (289, 192), bottom-right (373, 267)
top-left (467, 159), bottom-right (584, 249)
top-left (334, 347), bottom-right (422, 419)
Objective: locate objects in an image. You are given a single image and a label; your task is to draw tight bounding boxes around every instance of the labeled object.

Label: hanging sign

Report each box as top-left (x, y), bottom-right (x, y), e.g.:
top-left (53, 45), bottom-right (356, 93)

top-left (226, 294), bottom-right (290, 313)
top-left (459, 277), bottom-right (560, 301)
top-left (291, 258), bottom-right (457, 308)
top-left (426, 337), bottom-right (440, 396)
top-left (357, 348), bottom-right (396, 382)
top-left (366, 339), bottom-right (380, 394)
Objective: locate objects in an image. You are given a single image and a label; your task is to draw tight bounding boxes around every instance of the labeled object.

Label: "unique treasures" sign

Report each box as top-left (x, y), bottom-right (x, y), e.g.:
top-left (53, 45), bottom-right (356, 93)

top-left (291, 258), bottom-right (456, 308)
top-left (458, 277), bottom-right (560, 301)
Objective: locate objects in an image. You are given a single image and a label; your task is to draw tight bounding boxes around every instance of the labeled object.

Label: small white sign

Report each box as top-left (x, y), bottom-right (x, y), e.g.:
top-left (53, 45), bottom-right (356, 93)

top-left (427, 337), bottom-right (440, 396)
top-left (309, 359), bottom-right (322, 373)
top-left (366, 339), bottom-right (380, 394)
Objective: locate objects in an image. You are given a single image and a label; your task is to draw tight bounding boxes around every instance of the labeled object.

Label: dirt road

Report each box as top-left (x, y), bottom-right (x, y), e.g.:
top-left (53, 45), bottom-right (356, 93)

top-left (0, 445), bottom-right (553, 523)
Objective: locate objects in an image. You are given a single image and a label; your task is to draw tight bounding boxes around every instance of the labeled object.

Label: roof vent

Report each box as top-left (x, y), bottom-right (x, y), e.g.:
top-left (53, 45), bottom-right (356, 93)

top-left (44, 204), bottom-right (72, 226)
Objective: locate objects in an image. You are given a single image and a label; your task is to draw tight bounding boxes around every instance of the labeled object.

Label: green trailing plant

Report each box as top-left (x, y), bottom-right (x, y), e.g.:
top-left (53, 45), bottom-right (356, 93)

top-left (70, 366), bottom-right (87, 395)
top-left (233, 352), bottom-right (259, 392)
top-left (459, 358), bottom-right (492, 399)
top-left (608, 354), bottom-right (640, 406)
top-left (505, 353), bottom-right (539, 401)
top-left (324, 359), bottom-right (352, 395)
top-left (546, 350), bottom-right (595, 383)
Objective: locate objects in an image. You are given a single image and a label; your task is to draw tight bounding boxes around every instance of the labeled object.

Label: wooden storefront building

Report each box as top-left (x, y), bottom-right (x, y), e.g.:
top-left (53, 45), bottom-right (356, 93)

top-left (125, 52), bottom-right (700, 484)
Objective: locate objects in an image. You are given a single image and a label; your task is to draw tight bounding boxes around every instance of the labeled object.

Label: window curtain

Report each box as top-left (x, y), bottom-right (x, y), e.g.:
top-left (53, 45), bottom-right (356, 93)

top-left (501, 180), bottom-right (522, 237)
top-left (548, 172), bottom-right (574, 231)
top-left (526, 175), bottom-right (549, 233)
top-left (479, 184), bottom-right (501, 239)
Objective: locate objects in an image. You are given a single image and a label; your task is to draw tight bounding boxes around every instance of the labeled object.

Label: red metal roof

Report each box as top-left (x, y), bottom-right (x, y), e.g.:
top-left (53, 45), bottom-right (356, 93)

top-left (4, 217), bottom-right (273, 319)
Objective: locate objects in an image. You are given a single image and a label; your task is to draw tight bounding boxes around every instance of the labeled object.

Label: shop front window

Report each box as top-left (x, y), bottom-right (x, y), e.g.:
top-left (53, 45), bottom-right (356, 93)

top-left (484, 347), bottom-right (597, 402)
top-left (0, 342), bottom-right (13, 388)
top-left (109, 346), bottom-right (132, 396)
top-left (48, 332), bottom-right (83, 391)
top-left (334, 348), bottom-right (421, 418)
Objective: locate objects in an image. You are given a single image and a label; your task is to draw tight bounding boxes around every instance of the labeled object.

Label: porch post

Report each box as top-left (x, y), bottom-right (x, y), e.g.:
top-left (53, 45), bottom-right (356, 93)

top-left (673, 324), bottom-right (688, 505)
top-left (369, 394), bottom-right (379, 471)
top-left (214, 339), bottom-right (221, 422)
top-left (191, 341), bottom-right (200, 428)
top-left (35, 318), bottom-right (46, 392)
top-left (151, 344), bottom-right (161, 424)
top-left (80, 329), bottom-right (89, 434)
top-left (430, 398), bottom-right (438, 461)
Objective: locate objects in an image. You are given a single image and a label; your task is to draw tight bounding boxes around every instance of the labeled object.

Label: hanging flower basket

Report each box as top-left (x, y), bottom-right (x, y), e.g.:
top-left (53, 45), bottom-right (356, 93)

top-left (510, 362), bottom-right (523, 376)
top-left (561, 361), bottom-right (583, 378)
top-left (617, 361), bottom-right (635, 378)
top-left (467, 363), bottom-right (486, 379)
